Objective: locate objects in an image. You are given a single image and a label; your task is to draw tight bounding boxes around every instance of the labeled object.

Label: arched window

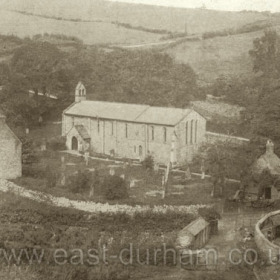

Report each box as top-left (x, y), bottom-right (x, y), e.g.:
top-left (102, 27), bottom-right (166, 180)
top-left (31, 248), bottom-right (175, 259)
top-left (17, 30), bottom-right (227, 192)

top-left (186, 122), bottom-right (188, 144)
top-left (163, 127), bottom-right (167, 143)
top-left (111, 122), bottom-right (114, 135)
top-left (79, 89), bottom-right (82, 96)
top-left (190, 120), bottom-right (194, 144)
top-left (125, 123), bottom-right (128, 138)
top-left (82, 89), bottom-right (85, 95)
top-left (150, 126), bottom-right (154, 141)
top-left (139, 145), bottom-right (143, 157)
top-left (195, 120), bottom-right (198, 143)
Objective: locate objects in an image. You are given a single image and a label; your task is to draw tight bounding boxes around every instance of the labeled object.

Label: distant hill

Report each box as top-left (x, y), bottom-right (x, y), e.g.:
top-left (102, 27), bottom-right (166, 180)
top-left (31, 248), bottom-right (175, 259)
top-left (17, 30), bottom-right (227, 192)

top-left (166, 26), bottom-right (280, 84)
top-left (1, 0), bottom-right (280, 83)
top-left (1, 0), bottom-right (272, 34)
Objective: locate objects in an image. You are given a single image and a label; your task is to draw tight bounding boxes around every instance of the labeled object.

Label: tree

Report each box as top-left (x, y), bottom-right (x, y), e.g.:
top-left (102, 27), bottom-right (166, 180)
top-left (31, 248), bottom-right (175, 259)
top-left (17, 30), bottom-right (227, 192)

top-left (249, 29), bottom-right (280, 77)
top-left (102, 175), bottom-right (128, 200)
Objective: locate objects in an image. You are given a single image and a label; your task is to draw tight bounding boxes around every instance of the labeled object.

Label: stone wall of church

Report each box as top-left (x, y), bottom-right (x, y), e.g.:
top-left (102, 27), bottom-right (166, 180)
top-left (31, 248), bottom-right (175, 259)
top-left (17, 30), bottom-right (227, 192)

top-left (0, 125), bottom-right (22, 179)
top-left (63, 111), bottom-right (206, 165)
top-left (175, 111), bottom-right (206, 164)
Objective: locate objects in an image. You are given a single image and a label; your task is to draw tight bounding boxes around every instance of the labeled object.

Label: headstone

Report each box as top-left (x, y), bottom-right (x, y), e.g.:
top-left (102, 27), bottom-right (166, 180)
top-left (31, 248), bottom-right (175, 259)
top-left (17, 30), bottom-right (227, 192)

top-left (120, 174), bottom-right (125, 180)
top-left (129, 180), bottom-right (135, 188)
top-left (109, 168), bottom-right (115, 176)
top-left (25, 128), bottom-right (29, 135)
top-left (84, 151), bottom-right (89, 166)
top-left (185, 166), bottom-right (192, 180)
top-left (154, 162), bottom-right (159, 173)
top-left (201, 160), bottom-right (205, 180)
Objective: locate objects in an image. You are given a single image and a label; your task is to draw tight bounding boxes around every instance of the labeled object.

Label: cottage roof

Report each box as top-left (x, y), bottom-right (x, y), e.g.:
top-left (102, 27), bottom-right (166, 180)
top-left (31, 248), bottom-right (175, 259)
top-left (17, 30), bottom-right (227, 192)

top-left (64, 100), bottom-right (195, 126)
top-left (75, 125), bottom-right (90, 140)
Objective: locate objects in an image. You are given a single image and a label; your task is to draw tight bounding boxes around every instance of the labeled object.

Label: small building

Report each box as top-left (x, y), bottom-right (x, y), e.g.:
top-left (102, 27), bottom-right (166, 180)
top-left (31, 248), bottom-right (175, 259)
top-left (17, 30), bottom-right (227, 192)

top-left (0, 113), bottom-right (22, 179)
top-left (176, 217), bottom-right (211, 250)
top-left (62, 82), bottom-right (206, 165)
top-left (252, 140), bottom-right (280, 200)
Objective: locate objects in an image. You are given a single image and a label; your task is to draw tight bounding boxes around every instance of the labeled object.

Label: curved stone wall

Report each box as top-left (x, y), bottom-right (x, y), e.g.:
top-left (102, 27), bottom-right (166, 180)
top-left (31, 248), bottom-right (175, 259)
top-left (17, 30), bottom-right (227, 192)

top-left (255, 210), bottom-right (280, 264)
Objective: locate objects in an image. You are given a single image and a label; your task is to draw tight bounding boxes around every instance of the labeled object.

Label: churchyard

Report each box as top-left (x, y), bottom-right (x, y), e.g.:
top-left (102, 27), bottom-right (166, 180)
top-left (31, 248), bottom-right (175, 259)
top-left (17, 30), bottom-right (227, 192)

top-left (13, 122), bottom-right (239, 207)
top-left (12, 146), bottom-right (239, 207)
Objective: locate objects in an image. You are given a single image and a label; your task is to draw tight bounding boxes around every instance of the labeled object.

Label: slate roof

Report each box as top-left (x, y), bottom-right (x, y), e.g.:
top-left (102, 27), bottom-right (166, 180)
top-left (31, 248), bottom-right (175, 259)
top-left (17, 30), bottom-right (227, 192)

top-left (64, 101), bottom-right (194, 126)
top-left (136, 106), bottom-right (191, 126)
top-left (75, 125), bottom-right (90, 140)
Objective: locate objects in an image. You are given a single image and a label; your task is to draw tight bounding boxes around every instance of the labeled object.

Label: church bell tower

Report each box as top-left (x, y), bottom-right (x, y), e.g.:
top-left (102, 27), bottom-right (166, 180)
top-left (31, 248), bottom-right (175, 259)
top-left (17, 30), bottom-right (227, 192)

top-left (75, 81), bottom-right (86, 102)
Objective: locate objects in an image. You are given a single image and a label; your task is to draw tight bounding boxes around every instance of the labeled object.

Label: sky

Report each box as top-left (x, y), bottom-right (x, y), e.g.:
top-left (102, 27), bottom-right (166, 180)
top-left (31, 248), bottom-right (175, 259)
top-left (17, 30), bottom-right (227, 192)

top-left (108, 0), bottom-right (280, 12)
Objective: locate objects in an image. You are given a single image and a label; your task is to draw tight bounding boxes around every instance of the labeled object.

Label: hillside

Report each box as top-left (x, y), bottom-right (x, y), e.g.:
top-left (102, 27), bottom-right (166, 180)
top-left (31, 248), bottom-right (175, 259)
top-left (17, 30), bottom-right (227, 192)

top-left (166, 26), bottom-right (280, 84)
top-left (0, 10), bottom-right (162, 45)
top-left (1, 0), bottom-right (272, 34)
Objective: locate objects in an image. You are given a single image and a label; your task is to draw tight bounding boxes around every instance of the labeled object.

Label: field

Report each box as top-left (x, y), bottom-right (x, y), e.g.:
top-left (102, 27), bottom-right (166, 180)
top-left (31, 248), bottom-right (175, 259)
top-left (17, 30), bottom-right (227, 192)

top-left (0, 10), bottom-right (162, 45)
top-left (2, 0), bottom-right (272, 34)
top-left (166, 28), bottom-right (280, 84)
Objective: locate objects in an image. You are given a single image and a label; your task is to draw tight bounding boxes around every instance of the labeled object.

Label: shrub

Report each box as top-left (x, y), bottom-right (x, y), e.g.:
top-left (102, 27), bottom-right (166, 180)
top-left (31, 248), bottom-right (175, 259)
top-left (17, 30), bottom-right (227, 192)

top-left (20, 137), bottom-right (39, 164)
top-left (69, 170), bottom-right (91, 193)
top-left (22, 165), bottom-right (46, 178)
top-left (47, 136), bottom-right (66, 151)
top-left (102, 175), bottom-right (128, 200)
top-left (142, 155), bottom-right (154, 171)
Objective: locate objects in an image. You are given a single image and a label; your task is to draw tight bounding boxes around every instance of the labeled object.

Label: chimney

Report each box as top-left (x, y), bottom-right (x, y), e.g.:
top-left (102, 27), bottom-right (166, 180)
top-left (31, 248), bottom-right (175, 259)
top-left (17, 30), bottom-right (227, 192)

top-left (266, 140), bottom-right (274, 155)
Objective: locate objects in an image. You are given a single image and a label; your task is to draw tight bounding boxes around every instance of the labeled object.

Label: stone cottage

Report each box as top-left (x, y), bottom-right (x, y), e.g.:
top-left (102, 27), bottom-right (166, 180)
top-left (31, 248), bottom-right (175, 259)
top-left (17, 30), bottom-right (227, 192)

top-left (251, 140), bottom-right (280, 200)
top-left (0, 112), bottom-right (22, 179)
top-left (62, 82), bottom-right (206, 165)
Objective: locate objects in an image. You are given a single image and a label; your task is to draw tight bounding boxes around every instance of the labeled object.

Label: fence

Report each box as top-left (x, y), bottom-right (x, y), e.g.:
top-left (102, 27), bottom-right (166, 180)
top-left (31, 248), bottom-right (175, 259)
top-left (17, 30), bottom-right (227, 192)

top-left (206, 131), bottom-right (249, 146)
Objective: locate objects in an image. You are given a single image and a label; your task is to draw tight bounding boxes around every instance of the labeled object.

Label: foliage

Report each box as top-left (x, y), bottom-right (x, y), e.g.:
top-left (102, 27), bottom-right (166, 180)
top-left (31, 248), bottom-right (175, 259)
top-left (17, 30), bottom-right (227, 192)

top-left (142, 155), bottom-right (154, 171)
top-left (47, 136), bottom-right (66, 151)
top-left (45, 164), bottom-right (57, 188)
top-left (20, 136), bottom-right (40, 164)
top-left (198, 207), bottom-right (221, 221)
top-left (102, 175), bottom-right (129, 200)
top-left (249, 29), bottom-right (280, 77)
top-left (69, 170), bottom-right (91, 193)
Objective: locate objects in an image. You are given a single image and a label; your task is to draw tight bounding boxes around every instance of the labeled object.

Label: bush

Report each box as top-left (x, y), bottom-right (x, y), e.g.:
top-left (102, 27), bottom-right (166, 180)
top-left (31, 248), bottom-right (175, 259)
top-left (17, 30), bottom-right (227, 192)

top-left (102, 175), bottom-right (128, 200)
top-left (22, 165), bottom-right (46, 178)
top-left (47, 136), bottom-right (66, 151)
top-left (69, 170), bottom-right (91, 193)
top-left (142, 155), bottom-right (154, 171)
top-left (20, 137), bottom-right (39, 164)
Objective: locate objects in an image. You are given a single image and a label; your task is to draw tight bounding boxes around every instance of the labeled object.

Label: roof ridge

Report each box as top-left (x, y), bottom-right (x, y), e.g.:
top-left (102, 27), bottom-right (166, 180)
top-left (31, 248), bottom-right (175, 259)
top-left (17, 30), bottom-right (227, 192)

top-left (134, 105), bottom-right (150, 122)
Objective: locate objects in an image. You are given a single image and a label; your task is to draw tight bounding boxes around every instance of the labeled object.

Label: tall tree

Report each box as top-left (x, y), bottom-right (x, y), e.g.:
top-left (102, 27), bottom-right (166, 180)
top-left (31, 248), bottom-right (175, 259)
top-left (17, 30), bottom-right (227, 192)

top-left (249, 29), bottom-right (280, 77)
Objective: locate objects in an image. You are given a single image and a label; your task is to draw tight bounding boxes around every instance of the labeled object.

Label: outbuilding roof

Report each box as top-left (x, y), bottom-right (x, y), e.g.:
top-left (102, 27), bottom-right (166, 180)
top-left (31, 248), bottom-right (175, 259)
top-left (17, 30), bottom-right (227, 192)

top-left (64, 100), bottom-right (195, 126)
top-left (176, 217), bottom-right (209, 249)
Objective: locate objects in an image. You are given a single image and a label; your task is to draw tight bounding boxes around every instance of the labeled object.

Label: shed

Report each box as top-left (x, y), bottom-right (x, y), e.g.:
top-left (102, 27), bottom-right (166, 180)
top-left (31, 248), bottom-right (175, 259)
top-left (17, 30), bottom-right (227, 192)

top-left (176, 217), bottom-right (210, 250)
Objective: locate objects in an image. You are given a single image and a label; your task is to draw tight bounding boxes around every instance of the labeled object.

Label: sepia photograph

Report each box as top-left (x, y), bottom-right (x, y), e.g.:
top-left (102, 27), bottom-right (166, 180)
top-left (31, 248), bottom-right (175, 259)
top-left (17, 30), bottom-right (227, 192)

top-left (0, 0), bottom-right (280, 279)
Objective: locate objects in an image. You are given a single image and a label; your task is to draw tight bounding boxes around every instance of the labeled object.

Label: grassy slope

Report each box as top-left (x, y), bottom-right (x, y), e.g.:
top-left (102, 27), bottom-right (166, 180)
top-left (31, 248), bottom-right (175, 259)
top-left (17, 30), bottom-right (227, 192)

top-left (0, 10), bottom-right (163, 45)
top-left (2, 0), bottom-right (270, 34)
top-left (166, 26), bottom-right (280, 84)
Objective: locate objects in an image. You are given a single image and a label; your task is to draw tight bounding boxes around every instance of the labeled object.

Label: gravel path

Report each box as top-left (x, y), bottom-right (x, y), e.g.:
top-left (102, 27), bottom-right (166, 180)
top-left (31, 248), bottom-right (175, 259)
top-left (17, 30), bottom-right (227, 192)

top-left (0, 179), bottom-right (207, 216)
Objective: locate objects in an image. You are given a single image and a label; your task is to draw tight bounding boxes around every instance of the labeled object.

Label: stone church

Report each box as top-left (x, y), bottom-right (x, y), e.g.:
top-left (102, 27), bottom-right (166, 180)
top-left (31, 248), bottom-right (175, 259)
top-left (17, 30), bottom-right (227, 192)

top-left (0, 112), bottom-right (22, 179)
top-left (62, 82), bottom-right (206, 165)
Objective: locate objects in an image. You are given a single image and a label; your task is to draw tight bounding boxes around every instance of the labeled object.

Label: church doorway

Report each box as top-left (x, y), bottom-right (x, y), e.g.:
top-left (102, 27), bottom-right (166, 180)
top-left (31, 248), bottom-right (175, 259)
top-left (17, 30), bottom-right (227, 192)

top-left (71, 136), bottom-right (78, 150)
